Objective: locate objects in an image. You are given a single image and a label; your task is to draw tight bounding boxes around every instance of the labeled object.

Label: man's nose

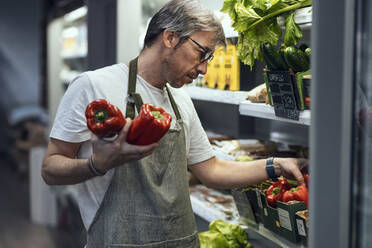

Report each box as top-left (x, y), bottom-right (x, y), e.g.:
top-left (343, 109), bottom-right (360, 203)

top-left (196, 61), bottom-right (208, 75)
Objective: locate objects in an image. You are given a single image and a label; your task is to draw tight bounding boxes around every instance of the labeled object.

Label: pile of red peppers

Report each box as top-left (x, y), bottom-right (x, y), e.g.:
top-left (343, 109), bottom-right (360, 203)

top-left (265, 174), bottom-right (309, 208)
top-left (85, 99), bottom-right (172, 145)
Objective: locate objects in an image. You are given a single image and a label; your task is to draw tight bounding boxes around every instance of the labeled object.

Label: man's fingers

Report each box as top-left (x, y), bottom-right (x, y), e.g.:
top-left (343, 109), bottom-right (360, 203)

top-left (138, 143), bottom-right (159, 157)
top-left (292, 166), bottom-right (305, 185)
top-left (117, 118), bottom-right (132, 142)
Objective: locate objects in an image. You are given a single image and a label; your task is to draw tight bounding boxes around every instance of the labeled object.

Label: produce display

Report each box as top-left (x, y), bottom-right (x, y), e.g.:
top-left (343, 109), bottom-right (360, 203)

top-left (221, 0), bottom-right (312, 68)
top-left (282, 184), bottom-right (308, 207)
top-left (85, 100), bottom-right (171, 144)
top-left (199, 219), bottom-right (253, 248)
top-left (265, 175), bottom-right (309, 208)
top-left (265, 177), bottom-right (291, 208)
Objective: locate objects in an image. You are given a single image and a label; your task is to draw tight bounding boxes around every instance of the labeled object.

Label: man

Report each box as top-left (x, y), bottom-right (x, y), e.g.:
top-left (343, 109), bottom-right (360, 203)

top-left (42, 0), bottom-right (307, 247)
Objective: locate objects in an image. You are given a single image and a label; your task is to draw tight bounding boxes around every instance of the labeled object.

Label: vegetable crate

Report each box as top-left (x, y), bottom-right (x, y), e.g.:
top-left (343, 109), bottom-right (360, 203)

top-left (245, 189), bottom-right (264, 224)
top-left (294, 210), bottom-right (309, 244)
top-left (276, 201), bottom-right (307, 243)
top-left (231, 189), bottom-right (259, 228)
top-left (264, 69), bottom-right (311, 119)
top-left (260, 192), bottom-right (307, 243)
top-left (260, 192), bottom-right (281, 234)
top-left (299, 74), bottom-right (311, 109)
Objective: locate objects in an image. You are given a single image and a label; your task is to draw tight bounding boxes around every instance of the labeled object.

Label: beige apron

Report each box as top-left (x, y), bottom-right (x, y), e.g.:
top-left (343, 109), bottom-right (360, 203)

top-left (86, 57), bottom-right (199, 247)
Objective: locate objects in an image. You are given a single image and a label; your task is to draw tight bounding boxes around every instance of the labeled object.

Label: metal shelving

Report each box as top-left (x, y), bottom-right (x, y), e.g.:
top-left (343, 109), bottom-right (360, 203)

top-left (186, 86), bottom-right (311, 126)
top-left (184, 85), bottom-right (248, 105)
top-left (239, 100), bottom-right (311, 126)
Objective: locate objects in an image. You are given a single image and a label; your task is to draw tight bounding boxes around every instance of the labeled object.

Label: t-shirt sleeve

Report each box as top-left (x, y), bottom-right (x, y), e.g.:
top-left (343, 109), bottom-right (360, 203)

top-left (187, 104), bottom-right (215, 165)
top-left (50, 73), bottom-right (94, 143)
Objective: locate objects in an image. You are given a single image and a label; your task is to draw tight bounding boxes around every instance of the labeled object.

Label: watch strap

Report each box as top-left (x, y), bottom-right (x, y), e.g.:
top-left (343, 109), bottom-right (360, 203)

top-left (266, 157), bottom-right (278, 181)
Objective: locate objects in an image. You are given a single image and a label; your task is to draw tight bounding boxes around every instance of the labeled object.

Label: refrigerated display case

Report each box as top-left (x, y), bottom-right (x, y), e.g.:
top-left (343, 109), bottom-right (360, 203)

top-left (351, 0), bottom-right (372, 246)
top-left (60, 6), bottom-right (87, 90)
top-left (47, 5), bottom-right (87, 125)
top-left (185, 2), bottom-right (313, 247)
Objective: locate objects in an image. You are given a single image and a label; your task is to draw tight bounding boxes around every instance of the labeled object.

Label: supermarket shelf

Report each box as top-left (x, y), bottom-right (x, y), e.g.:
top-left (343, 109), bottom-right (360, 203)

top-left (190, 185), bottom-right (304, 248)
top-left (184, 86), bottom-right (248, 105)
top-left (239, 101), bottom-right (311, 126)
top-left (190, 185), bottom-right (240, 225)
top-left (277, 6), bottom-right (312, 29)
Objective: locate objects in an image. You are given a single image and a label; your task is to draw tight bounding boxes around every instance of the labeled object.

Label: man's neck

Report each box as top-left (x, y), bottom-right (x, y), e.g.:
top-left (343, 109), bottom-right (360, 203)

top-left (136, 50), bottom-right (167, 89)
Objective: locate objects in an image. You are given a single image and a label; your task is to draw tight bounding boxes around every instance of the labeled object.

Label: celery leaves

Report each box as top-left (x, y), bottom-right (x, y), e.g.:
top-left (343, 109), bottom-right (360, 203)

top-left (284, 12), bottom-right (303, 46)
top-left (221, 0), bottom-right (312, 69)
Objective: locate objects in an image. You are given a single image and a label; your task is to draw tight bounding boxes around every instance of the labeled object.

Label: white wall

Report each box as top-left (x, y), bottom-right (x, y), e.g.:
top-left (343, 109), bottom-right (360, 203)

top-left (117, 0), bottom-right (142, 63)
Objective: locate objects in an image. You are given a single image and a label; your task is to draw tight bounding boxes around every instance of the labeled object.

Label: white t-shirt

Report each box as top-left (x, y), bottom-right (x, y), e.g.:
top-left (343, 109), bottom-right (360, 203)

top-left (50, 63), bottom-right (215, 230)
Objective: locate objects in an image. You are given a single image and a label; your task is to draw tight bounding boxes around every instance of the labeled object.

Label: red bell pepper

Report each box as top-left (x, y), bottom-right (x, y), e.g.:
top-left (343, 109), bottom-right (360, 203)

top-left (265, 178), bottom-right (291, 208)
top-left (85, 99), bottom-right (125, 138)
top-left (127, 103), bottom-right (172, 146)
top-left (304, 173), bottom-right (309, 187)
top-left (283, 185), bottom-right (309, 207)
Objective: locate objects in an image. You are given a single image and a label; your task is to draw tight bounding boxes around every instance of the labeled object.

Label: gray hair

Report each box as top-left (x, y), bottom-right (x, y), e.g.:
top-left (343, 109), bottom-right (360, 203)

top-left (143, 0), bottom-right (226, 49)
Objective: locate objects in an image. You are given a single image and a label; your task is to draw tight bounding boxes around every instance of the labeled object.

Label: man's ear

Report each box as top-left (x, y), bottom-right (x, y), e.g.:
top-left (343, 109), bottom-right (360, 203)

top-left (162, 30), bottom-right (179, 48)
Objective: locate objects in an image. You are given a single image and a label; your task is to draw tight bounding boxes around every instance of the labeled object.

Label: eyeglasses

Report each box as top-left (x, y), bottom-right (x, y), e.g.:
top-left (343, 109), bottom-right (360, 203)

top-left (188, 37), bottom-right (214, 63)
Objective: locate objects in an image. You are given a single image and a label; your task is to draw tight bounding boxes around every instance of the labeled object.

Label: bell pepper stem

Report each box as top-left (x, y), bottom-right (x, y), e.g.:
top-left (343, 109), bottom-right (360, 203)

top-left (151, 111), bottom-right (164, 120)
top-left (94, 109), bottom-right (109, 123)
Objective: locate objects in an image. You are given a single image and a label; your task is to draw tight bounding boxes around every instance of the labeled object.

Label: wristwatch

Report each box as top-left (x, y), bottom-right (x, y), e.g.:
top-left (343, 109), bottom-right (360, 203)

top-left (266, 157), bottom-right (278, 181)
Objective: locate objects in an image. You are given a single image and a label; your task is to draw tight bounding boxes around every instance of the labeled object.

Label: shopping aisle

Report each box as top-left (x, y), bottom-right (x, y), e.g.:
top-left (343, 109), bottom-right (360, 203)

top-left (0, 157), bottom-right (80, 248)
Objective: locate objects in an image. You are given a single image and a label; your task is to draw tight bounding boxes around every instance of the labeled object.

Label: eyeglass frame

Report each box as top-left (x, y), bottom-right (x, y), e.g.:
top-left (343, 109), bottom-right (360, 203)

top-left (188, 37), bottom-right (214, 63)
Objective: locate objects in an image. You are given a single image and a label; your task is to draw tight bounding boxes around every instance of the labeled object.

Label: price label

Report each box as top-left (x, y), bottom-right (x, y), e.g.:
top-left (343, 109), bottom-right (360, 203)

top-left (274, 106), bottom-right (300, 120)
top-left (266, 70), bottom-right (301, 120)
top-left (278, 208), bottom-right (292, 231)
top-left (296, 219), bottom-right (307, 236)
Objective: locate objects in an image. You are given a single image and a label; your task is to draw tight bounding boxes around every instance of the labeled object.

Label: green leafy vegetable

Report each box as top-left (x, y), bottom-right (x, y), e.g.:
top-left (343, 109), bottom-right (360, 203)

top-left (199, 219), bottom-right (253, 248)
top-left (221, 0), bottom-right (312, 69)
top-left (199, 232), bottom-right (230, 248)
top-left (221, 0), bottom-right (238, 21)
top-left (284, 12), bottom-right (303, 46)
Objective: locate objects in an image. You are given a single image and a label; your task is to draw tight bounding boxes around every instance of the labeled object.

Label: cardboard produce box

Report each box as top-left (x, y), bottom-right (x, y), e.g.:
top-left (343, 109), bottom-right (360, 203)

top-left (276, 201), bottom-right (307, 243)
top-left (260, 192), bottom-right (281, 234)
top-left (245, 188), bottom-right (264, 224)
top-left (231, 189), bottom-right (258, 228)
top-left (260, 191), bottom-right (308, 244)
top-left (295, 209), bottom-right (309, 244)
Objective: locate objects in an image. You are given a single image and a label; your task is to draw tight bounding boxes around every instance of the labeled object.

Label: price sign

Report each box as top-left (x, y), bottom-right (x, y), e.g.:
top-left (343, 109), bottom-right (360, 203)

top-left (266, 71), bottom-right (301, 120)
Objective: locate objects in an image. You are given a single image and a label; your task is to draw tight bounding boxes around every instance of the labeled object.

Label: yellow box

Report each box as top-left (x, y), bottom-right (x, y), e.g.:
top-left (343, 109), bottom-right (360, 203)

top-left (215, 47), bottom-right (226, 90)
top-left (203, 59), bottom-right (215, 88)
top-left (224, 43), bottom-right (240, 91)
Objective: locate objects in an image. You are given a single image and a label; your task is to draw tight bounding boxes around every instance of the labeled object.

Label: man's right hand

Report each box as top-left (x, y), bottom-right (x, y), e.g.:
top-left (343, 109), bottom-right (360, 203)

top-left (90, 118), bottom-right (159, 174)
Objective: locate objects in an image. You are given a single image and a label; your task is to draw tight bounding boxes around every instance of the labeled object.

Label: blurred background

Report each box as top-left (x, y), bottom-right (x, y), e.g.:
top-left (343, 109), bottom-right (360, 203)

top-left (0, 0), bottom-right (230, 247)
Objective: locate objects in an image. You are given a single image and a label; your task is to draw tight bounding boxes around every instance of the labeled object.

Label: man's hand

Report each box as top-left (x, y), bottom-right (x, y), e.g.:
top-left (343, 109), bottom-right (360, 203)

top-left (274, 158), bottom-right (308, 185)
top-left (91, 118), bottom-right (159, 173)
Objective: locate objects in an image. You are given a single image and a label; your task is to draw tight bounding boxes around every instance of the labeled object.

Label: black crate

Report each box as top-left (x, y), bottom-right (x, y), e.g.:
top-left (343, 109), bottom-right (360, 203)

top-left (231, 189), bottom-right (258, 228)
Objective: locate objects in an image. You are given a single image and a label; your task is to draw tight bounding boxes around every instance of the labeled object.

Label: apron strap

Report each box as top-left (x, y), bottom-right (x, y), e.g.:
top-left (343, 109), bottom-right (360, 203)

top-left (126, 57), bottom-right (143, 119)
top-left (166, 86), bottom-right (182, 120)
top-left (125, 56), bottom-right (182, 121)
